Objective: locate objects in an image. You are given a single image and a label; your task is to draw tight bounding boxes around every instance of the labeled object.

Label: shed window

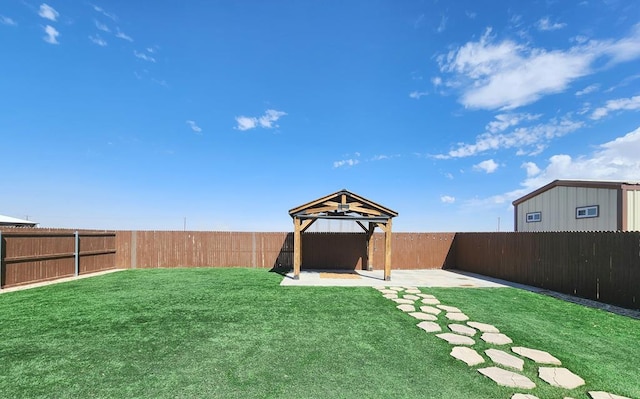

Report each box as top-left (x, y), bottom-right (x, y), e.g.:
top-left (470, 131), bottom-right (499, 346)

top-left (526, 212), bottom-right (541, 223)
top-left (576, 205), bottom-right (599, 219)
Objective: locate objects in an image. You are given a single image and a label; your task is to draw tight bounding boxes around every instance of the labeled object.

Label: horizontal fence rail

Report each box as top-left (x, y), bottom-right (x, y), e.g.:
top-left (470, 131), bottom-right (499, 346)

top-left (0, 228), bottom-right (117, 288)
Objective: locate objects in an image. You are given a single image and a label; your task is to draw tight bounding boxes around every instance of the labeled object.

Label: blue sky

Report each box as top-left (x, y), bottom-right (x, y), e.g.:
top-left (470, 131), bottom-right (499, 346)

top-left (2, 1), bottom-right (640, 232)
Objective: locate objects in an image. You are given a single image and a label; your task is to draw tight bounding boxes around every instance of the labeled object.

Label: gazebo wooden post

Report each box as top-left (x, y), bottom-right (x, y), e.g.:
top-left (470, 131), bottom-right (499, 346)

top-left (293, 218), bottom-right (302, 280)
top-left (367, 222), bottom-right (375, 271)
top-left (384, 219), bottom-right (392, 281)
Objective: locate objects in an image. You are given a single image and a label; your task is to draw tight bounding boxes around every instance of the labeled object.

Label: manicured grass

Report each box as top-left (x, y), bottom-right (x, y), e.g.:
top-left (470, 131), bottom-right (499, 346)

top-left (0, 269), bottom-right (637, 399)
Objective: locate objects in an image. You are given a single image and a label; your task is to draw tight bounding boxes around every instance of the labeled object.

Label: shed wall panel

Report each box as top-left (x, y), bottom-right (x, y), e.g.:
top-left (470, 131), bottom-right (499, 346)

top-left (626, 190), bottom-right (640, 231)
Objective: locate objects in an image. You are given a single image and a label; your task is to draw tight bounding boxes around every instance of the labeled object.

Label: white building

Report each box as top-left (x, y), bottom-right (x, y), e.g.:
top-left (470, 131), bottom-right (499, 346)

top-left (0, 214), bottom-right (38, 227)
top-left (512, 180), bottom-right (640, 232)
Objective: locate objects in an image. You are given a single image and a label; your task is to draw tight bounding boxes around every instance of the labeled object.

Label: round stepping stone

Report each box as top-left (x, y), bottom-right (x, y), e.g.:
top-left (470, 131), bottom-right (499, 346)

top-left (421, 298), bottom-right (440, 305)
top-left (382, 293), bottom-right (398, 299)
top-left (402, 294), bottom-right (420, 300)
top-left (409, 312), bottom-right (437, 321)
top-left (477, 367), bottom-right (536, 389)
top-left (437, 305), bottom-right (461, 313)
top-left (404, 289), bottom-right (421, 294)
top-left (417, 293), bottom-right (436, 299)
top-left (396, 304), bottom-right (415, 312)
top-left (403, 286), bottom-right (419, 290)
top-left (538, 367), bottom-right (585, 389)
top-left (379, 289), bottom-right (397, 295)
top-left (448, 324), bottom-right (476, 337)
top-left (588, 392), bottom-right (632, 399)
top-left (392, 298), bottom-right (415, 304)
top-left (388, 286), bottom-right (404, 291)
top-left (467, 321), bottom-right (499, 333)
top-left (450, 346), bottom-right (484, 366)
top-left (512, 395), bottom-right (539, 399)
top-left (445, 312), bottom-right (469, 322)
top-left (485, 349), bottom-right (524, 371)
top-left (436, 333), bottom-right (475, 345)
top-left (420, 305), bottom-right (441, 315)
top-left (511, 347), bottom-right (561, 365)
top-left (481, 332), bottom-right (512, 345)
top-left (417, 321), bottom-right (441, 332)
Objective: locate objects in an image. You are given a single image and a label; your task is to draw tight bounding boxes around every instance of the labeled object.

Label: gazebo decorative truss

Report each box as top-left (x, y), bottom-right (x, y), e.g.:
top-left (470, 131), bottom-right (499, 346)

top-left (288, 189), bottom-right (398, 281)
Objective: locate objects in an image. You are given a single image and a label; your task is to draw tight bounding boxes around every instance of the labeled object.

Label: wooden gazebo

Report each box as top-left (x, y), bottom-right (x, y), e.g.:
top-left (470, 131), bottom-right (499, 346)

top-left (288, 189), bottom-right (398, 280)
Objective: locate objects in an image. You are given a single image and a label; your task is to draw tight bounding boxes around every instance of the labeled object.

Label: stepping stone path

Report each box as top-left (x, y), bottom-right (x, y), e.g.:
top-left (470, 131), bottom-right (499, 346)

top-left (478, 366), bottom-right (536, 389)
top-left (450, 346), bottom-right (484, 366)
top-left (485, 349), bottom-right (524, 371)
top-left (409, 312), bottom-right (437, 321)
top-left (538, 367), bottom-right (585, 389)
top-left (376, 286), bottom-right (628, 399)
top-left (480, 332), bottom-right (512, 345)
top-left (511, 347), bottom-right (561, 365)
top-left (419, 305), bottom-right (441, 315)
top-left (445, 312), bottom-right (469, 321)
top-left (417, 321), bottom-right (441, 333)
top-left (436, 333), bottom-right (475, 345)
top-left (396, 304), bottom-right (415, 312)
top-left (448, 324), bottom-right (476, 336)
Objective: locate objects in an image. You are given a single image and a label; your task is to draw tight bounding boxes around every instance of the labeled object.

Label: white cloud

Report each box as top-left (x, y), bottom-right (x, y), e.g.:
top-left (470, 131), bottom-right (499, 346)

top-left (333, 159), bottom-right (360, 168)
top-left (575, 84), bottom-right (599, 96)
top-left (437, 15), bottom-right (447, 33)
top-left (437, 24), bottom-right (640, 110)
top-left (43, 25), bottom-right (59, 44)
top-left (431, 76), bottom-right (442, 86)
top-left (1, 15), bottom-right (17, 26)
top-left (94, 20), bottom-right (110, 32)
top-left (473, 159), bottom-right (499, 173)
top-left (186, 120), bottom-right (202, 133)
top-left (116, 29), bottom-right (133, 42)
top-left (536, 17), bottom-right (566, 31)
top-left (38, 4), bottom-right (59, 21)
top-left (236, 109), bottom-right (287, 131)
top-left (91, 4), bottom-right (117, 21)
top-left (439, 115), bottom-right (583, 158)
top-left (522, 161), bottom-right (541, 177)
top-left (258, 109), bottom-right (287, 129)
top-left (89, 35), bottom-right (107, 46)
top-left (591, 95), bottom-right (640, 120)
top-left (486, 113), bottom-right (540, 133)
top-left (465, 11), bottom-right (476, 19)
top-left (134, 50), bottom-right (155, 63)
top-left (409, 90), bottom-right (428, 99)
top-left (440, 195), bottom-right (456, 204)
top-left (235, 116), bottom-right (258, 131)
top-left (444, 172), bottom-right (454, 179)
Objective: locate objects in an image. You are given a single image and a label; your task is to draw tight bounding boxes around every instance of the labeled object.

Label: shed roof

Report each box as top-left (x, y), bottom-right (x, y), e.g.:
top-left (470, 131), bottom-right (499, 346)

top-left (512, 179), bottom-right (640, 206)
top-left (289, 189), bottom-right (398, 222)
top-left (0, 214), bottom-right (38, 227)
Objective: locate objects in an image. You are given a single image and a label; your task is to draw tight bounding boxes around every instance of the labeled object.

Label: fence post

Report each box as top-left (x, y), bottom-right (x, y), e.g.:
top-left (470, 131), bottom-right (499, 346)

top-left (0, 231), bottom-right (3, 290)
top-left (74, 231), bottom-right (79, 276)
top-left (252, 232), bottom-right (257, 268)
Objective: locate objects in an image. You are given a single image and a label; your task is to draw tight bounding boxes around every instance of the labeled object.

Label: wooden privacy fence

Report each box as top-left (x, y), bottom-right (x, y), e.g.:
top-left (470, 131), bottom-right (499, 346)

top-left (0, 229), bottom-right (116, 288)
top-left (452, 232), bottom-right (640, 310)
top-left (114, 231), bottom-right (455, 270)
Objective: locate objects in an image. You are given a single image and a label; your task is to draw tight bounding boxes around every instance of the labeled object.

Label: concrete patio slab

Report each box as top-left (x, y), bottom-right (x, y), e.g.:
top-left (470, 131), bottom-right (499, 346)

top-left (402, 294), bottom-right (420, 300)
top-left (392, 298), bottom-right (415, 304)
top-left (382, 293), bottom-right (398, 299)
top-left (538, 367), bottom-right (585, 389)
top-left (485, 349), bottom-right (524, 371)
top-left (405, 289), bottom-right (421, 294)
top-left (512, 394), bottom-right (539, 399)
top-left (421, 298), bottom-right (441, 305)
top-left (280, 269), bottom-right (510, 287)
top-left (450, 346), bottom-right (484, 366)
top-left (437, 305), bottom-right (461, 313)
top-left (478, 367), bottom-right (536, 389)
top-left (512, 347), bottom-right (561, 365)
top-left (417, 293), bottom-right (437, 299)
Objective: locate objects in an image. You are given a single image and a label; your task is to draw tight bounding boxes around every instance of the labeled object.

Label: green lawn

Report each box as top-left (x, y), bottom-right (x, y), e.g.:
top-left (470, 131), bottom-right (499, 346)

top-left (0, 268), bottom-right (637, 399)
